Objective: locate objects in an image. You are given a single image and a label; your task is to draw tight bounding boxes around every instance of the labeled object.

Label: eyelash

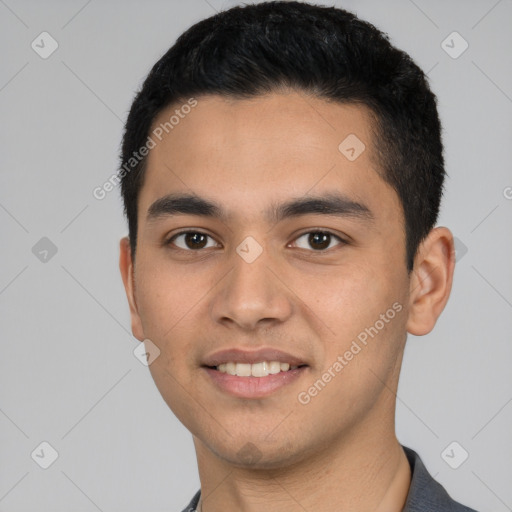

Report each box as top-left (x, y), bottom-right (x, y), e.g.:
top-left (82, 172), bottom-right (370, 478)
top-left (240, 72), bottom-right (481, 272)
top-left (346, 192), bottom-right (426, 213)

top-left (165, 230), bottom-right (347, 252)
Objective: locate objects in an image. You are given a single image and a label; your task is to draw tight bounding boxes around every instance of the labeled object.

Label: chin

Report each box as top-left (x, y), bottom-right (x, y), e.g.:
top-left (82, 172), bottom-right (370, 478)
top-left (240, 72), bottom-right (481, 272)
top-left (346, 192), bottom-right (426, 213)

top-left (204, 434), bottom-right (312, 470)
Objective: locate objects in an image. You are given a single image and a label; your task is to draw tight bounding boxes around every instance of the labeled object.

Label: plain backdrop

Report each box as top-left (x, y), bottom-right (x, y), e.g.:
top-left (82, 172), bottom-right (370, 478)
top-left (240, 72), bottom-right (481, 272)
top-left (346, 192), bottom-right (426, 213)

top-left (1, 1), bottom-right (511, 511)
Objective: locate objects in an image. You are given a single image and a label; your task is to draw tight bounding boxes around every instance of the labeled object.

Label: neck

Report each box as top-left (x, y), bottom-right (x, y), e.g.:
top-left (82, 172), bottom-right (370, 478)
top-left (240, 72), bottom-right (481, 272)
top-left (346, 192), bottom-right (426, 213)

top-left (193, 426), bottom-right (411, 512)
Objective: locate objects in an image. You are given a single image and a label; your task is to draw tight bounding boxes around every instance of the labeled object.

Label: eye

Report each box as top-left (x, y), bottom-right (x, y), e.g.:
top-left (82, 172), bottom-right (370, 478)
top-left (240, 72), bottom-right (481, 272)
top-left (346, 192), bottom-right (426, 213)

top-left (167, 231), bottom-right (219, 250)
top-left (291, 231), bottom-right (345, 251)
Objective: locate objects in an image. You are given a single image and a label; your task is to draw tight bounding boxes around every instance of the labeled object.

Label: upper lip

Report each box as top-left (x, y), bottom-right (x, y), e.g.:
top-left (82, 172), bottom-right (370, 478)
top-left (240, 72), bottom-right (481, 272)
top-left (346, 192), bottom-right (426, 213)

top-left (202, 347), bottom-right (308, 367)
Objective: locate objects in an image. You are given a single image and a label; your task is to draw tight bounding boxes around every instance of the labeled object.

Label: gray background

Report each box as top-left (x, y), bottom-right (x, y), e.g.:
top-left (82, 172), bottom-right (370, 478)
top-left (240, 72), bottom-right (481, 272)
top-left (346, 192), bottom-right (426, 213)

top-left (1, 0), bottom-right (511, 511)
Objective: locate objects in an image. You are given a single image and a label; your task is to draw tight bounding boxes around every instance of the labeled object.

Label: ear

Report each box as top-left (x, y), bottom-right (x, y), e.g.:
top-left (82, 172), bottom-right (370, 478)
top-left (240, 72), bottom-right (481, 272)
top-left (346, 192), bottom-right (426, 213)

top-left (119, 237), bottom-right (145, 341)
top-left (406, 227), bottom-right (456, 336)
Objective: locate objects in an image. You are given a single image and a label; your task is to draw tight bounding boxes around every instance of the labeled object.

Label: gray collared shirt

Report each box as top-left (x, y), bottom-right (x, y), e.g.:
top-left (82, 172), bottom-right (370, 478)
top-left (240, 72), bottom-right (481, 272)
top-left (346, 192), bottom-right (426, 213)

top-left (180, 446), bottom-right (479, 511)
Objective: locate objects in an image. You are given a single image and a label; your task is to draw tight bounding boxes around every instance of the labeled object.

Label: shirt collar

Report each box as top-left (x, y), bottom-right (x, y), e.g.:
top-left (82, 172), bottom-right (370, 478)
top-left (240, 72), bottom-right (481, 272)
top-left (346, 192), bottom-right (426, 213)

top-left (402, 445), bottom-right (476, 511)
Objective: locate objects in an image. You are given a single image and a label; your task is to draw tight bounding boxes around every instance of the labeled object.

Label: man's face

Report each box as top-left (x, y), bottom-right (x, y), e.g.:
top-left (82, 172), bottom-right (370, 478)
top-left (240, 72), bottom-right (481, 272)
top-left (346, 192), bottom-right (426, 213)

top-left (124, 91), bottom-right (413, 468)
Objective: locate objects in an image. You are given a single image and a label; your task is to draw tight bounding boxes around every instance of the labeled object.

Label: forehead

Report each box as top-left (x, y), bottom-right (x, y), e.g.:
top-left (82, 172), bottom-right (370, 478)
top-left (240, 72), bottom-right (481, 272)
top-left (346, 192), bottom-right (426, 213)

top-left (150, 91), bottom-right (375, 168)
top-left (139, 91), bottom-right (400, 224)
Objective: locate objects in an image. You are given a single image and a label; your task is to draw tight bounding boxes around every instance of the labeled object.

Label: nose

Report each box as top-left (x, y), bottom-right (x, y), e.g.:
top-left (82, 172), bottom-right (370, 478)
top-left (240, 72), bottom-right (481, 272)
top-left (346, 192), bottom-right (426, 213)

top-left (210, 244), bottom-right (293, 331)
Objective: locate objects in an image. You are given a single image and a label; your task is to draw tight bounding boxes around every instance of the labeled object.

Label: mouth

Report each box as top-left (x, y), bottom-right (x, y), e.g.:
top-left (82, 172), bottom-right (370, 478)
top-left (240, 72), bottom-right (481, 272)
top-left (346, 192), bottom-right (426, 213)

top-left (202, 361), bottom-right (310, 399)
top-left (201, 348), bottom-right (310, 398)
top-left (205, 361), bottom-right (308, 377)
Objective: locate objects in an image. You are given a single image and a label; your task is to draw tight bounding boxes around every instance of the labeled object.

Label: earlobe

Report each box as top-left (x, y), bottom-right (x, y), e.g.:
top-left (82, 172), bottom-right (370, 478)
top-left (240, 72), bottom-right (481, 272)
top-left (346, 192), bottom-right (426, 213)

top-left (119, 237), bottom-right (145, 341)
top-left (406, 227), bottom-right (455, 336)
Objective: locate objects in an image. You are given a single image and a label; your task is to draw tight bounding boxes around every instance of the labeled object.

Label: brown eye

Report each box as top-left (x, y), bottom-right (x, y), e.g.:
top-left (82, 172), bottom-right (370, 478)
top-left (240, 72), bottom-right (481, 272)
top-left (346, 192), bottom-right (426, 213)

top-left (293, 231), bottom-right (344, 251)
top-left (169, 231), bottom-right (218, 250)
top-left (308, 232), bottom-right (331, 250)
top-left (184, 232), bottom-right (207, 249)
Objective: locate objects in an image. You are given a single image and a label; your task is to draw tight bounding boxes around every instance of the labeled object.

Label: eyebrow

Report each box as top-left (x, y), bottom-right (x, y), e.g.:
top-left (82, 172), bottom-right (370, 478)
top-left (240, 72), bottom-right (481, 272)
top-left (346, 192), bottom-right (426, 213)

top-left (146, 193), bottom-right (374, 224)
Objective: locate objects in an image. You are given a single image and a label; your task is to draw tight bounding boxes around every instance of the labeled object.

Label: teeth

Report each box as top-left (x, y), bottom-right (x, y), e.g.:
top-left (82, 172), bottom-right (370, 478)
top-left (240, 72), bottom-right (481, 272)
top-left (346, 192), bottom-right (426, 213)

top-left (215, 361), bottom-right (300, 377)
top-left (269, 361), bottom-right (281, 374)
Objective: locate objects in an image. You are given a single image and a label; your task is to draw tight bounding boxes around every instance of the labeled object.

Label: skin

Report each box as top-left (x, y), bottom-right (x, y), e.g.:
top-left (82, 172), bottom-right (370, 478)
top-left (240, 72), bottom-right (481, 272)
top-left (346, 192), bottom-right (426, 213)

top-left (119, 90), bottom-right (455, 512)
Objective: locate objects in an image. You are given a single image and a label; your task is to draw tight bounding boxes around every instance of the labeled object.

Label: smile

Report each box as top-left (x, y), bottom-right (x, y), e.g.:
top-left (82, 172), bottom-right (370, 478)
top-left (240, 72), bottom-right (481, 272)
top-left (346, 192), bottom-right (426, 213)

top-left (214, 361), bottom-right (303, 377)
top-left (203, 364), bottom-right (309, 399)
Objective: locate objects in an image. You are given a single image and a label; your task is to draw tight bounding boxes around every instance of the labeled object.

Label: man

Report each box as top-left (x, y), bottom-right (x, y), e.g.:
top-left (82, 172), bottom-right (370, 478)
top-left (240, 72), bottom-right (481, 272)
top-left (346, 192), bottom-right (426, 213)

top-left (118, 2), bottom-right (478, 511)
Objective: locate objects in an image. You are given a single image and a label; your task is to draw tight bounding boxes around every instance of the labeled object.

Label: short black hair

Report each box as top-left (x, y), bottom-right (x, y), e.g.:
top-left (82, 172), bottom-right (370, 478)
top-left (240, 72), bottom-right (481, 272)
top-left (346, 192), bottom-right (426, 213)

top-left (119, 0), bottom-right (445, 271)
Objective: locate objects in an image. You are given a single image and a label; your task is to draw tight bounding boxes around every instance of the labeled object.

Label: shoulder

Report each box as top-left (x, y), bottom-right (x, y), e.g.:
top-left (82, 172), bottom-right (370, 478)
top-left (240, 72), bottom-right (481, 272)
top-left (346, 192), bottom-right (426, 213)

top-left (180, 489), bottom-right (200, 512)
top-left (402, 446), bottom-right (479, 512)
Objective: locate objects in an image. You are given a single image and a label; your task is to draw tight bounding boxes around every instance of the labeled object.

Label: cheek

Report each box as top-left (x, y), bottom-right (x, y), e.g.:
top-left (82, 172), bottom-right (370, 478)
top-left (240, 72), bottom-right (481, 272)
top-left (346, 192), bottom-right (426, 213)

top-left (291, 258), bottom-right (409, 396)
top-left (133, 255), bottom-right (220, 381)
top-left (135, 260), bottom-right (204, 421)
top-left (134, 256), bottom-right (202, 339)
top-left (294, 260), bottom-right (405, 336)
top-left (293, 267), bottom-right (408, 424)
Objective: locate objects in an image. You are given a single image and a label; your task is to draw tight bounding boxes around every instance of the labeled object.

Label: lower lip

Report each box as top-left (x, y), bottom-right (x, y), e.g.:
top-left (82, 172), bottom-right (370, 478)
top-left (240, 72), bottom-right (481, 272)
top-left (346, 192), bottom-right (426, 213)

top-left (203, 366), bottom-right (308, 398)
